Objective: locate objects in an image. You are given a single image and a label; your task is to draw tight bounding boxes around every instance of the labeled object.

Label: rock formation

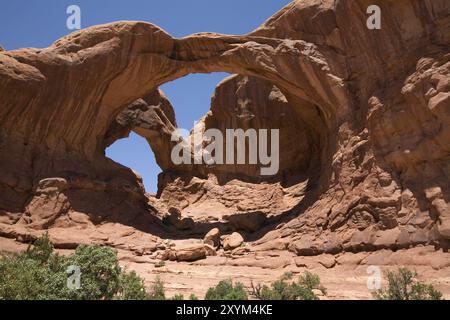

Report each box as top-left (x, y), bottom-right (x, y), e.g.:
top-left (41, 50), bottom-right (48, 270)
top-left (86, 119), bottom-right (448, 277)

top-left (0, 0), bottom-right (450, 281)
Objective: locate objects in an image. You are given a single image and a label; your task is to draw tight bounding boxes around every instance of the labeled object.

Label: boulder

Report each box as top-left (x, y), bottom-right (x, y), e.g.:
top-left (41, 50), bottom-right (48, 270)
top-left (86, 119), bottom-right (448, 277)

top-left (222, 232), bottom-right (244, 250)
top-left (163, 242), bottom-right (216, 262)
top-left (204, 228), bottom-right (220, 247)
top-left (174, 245), bottom-right (207, 262)
top-left (290, 236), bottom-right (323, 256)
top-left (164, 244), bottom-right (204, 262)
top-left (317, 254), bottom-right (336, 269)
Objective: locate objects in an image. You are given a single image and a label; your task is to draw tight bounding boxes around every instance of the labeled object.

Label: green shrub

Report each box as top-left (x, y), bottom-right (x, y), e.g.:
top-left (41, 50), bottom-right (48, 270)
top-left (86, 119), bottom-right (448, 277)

top-left (65, 245), bottom-right (122, 300)
top-left (252, 272), bottom-right (326, 300)
top-left (0, 252), bottom-right (58, 299)
top-left (148, 276), bottom-right (166, 300)
top-left (374, 268), bottom-right (443, 300)
top-left (117, 271), bottom-right (148, 300)
top-left (280, 271), bottom-right (293, 281)
top-left (298, 271), bottom-right (327, 295)
top-left (205, 279), bottom-right (248, 300)
top-left (0, 234), bottom-right (151, 300)
top-left (0, 234), bottom-right (69, 300)
top-left (189, 293), bottom-right (199, 300)
top-left (170, 293), bottom-right (199, 300)
top-left (23, 233), bottom-right (54, 263)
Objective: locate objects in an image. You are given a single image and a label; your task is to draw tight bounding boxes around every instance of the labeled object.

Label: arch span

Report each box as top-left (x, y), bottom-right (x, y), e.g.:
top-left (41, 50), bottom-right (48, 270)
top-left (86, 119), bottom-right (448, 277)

top-left (0, 21), bottom-right (349, 215)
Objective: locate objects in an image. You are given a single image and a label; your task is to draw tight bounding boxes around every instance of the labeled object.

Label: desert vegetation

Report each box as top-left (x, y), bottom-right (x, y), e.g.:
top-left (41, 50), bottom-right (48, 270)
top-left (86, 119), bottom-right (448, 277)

top-left (0, 235), bottom-right (444, 300)
top-left (205, 279), bottom-right (249, 300)
top-left (374, 268), bottom-right (443, 300)
top-left (0, 234), bottom-right (147, 300)
top-left (251, 271), bottom-right (327, 300)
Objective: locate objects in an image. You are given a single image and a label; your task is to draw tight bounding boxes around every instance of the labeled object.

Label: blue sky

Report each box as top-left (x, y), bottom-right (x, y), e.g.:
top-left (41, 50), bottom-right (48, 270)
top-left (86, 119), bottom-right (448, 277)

top-left (0, 0), bottom-right (291, 192)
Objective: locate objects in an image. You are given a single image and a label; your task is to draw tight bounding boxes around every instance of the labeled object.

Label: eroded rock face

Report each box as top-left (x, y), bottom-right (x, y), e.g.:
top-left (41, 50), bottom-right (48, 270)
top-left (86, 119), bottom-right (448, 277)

top-left (160, 75), bottom-right (321, 178)
top-left (156, 75), bottom-right (319, 222)
top-left (0, 0), bottom-right (450, 258)
top-left (103, 89), bottom-right (177, 168)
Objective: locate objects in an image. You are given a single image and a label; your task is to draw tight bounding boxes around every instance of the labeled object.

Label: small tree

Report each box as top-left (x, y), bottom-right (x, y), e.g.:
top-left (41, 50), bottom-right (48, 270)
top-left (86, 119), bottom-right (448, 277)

top-left (298, 271), bottom-right (327, 295)
top-left (148, 276), bottom-right (166, 300)
top-left (117, 271), bottom-right (148, 300)
top-left (205, 279), bottom-right (248, 300)
top-left (66, 245), bottom-right (122, 300)
top-left (374, 268), bottom-right (443, 300)
top-left (24, 233), bottom-right (54, 264)
top-left (0, 253), bottom-right (55, 300)
top-left (0, 234), bottom-right (67, 300)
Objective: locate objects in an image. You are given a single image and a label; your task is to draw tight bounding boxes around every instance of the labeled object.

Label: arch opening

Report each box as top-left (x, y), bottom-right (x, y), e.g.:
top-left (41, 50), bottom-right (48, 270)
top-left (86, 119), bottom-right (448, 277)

top-left (103, 71), bottom-right (331, 227)
top-left (106, 132), bottom-right (161, 194)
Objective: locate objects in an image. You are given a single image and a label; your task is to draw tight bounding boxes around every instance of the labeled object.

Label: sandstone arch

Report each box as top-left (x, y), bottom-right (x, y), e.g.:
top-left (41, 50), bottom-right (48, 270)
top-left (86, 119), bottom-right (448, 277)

top-left (1, 0), bottom-right (450, 255)
top-left (0, 19), bottom-right (345, 215)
